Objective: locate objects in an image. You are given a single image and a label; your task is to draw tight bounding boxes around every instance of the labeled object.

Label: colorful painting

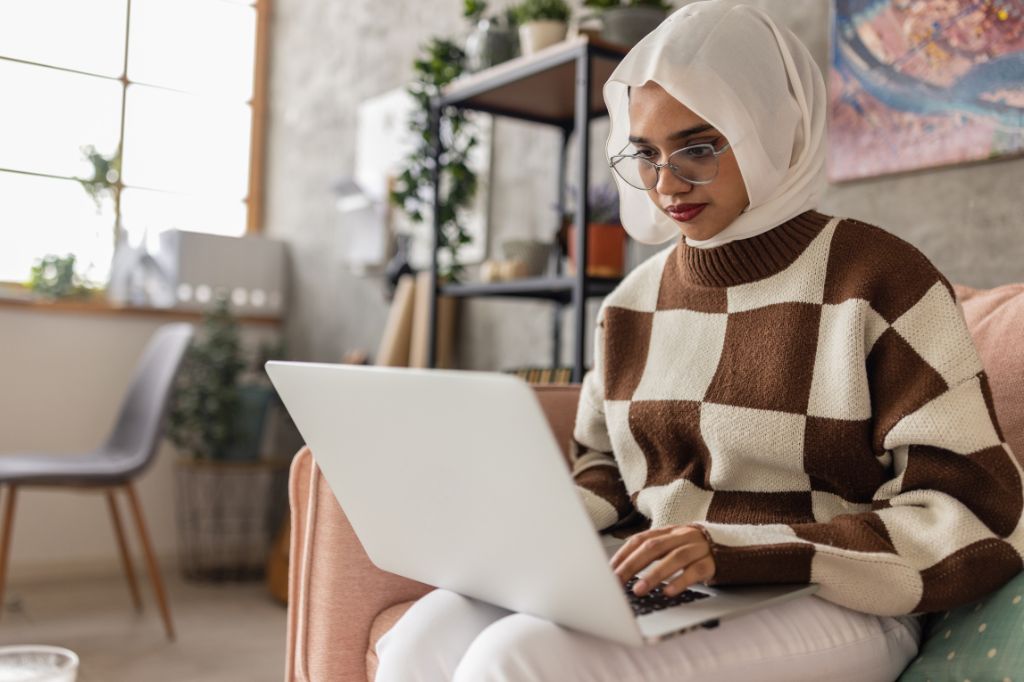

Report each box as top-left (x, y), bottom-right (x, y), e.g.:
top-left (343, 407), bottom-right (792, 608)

top-left (828, 0), bottom-right (1024, 182)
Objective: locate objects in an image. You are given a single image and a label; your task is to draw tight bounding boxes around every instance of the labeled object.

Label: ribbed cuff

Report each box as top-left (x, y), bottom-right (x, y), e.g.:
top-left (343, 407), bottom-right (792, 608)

top-left (693, 523), bottom-right (816, 586)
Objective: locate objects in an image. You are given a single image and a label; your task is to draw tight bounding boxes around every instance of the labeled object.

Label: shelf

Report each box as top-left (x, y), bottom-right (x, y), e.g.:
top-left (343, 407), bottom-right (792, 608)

top-left (429, 35), bottom-right (630, 381)
top-left (440, 275), bottom-right (621, 304)
top-left (440, 35), bottom-right (629, 126)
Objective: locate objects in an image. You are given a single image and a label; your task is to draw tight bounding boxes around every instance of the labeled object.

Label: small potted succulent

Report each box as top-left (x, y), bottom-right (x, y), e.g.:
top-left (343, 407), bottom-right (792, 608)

top-left (512, 0), bottom-right (571, 55)
top-left (561, 184), bottom-right (628, 278)
top-left (581, 0), bottom-right (673, 47)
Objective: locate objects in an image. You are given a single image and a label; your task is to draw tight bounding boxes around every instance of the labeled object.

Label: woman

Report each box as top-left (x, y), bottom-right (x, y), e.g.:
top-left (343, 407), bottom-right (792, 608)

top-left (375, 2), bottom-right (1024, 680)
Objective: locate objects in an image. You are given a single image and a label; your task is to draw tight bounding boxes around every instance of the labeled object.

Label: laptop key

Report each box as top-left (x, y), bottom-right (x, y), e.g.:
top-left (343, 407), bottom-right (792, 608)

top-left (624, 576), bottom-right (711, 616)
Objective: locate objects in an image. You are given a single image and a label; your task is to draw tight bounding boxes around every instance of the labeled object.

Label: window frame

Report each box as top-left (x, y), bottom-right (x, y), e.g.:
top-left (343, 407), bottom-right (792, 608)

top-left (0, 0), bottom-right (272, 290)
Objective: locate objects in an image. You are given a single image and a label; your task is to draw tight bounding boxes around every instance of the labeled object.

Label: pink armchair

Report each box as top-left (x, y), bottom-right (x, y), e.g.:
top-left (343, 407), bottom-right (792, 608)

top-left (284, 283), bottom-right (1024, 682)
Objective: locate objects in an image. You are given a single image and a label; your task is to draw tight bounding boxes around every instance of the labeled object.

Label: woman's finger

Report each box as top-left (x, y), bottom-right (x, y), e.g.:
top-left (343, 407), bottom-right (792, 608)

top-left (661, 556), bottom-right (716, 596)
top-left (612, 532), bottom-right (688, 585)
top-left (631, 542), bottom-right (711, 595)
top-left (609, 528), bottom-right (663, 570)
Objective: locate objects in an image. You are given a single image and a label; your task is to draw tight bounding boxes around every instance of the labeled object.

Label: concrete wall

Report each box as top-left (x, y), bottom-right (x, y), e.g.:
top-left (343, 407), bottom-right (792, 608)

top-left (264, 0), bottom-right (1023, 375)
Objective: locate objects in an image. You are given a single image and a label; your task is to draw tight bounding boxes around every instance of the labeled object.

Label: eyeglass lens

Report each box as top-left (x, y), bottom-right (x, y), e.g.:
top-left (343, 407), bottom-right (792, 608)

top-left (613, 146), bottom-right (721, 190)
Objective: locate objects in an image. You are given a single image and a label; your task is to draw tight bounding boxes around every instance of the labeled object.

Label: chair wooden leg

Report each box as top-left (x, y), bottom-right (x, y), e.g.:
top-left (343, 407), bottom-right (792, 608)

top-left (0, 485), bottom-right (17, 621)
top-left (106, 490), bottom-right (143, 612)
top-left (124, 483), bottom-right (175, 641)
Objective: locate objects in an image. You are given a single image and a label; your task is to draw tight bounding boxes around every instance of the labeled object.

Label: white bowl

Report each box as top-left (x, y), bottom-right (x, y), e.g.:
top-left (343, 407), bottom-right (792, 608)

top-left (0, 646), bottom-right (78, 682)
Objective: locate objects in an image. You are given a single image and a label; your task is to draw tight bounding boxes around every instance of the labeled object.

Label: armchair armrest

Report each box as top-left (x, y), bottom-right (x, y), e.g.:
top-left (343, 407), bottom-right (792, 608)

top-left (286, 447), bottom-right (432, 682)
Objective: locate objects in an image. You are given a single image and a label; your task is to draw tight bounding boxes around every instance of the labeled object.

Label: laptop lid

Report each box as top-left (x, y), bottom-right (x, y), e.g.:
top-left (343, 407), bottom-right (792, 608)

top-left (266, 361), bottom-right (645, 645)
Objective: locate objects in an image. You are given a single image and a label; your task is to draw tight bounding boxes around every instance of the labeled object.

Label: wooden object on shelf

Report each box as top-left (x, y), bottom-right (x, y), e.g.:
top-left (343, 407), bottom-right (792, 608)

top-left (410, 271), bottom-right (458, 369)
top-left (375, 273), bottom-right (417, 367)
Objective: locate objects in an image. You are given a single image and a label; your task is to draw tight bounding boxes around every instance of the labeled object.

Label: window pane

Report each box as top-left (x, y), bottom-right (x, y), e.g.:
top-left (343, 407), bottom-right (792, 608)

top-left (128, 0), bottom-right (256, 100)
top-left (0, 171), bottom-right (115, 284)
top-left (0, 60), bottom-right (122, 178)
top-left (0, 0), bottom-right (127, 77)
top-left (120, 187), bottom-right (246, 241)
top-left (122, 85), bottom-right (251, 199)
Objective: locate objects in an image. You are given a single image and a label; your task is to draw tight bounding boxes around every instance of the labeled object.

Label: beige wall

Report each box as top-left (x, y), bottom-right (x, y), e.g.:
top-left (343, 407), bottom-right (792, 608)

top-left (0, 308), bottom-right (279, 582)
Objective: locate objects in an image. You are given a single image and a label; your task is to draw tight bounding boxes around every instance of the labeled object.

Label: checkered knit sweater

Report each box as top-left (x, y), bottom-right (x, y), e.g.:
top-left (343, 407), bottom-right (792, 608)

top-left (571, 210), bottom-right (1024, 616)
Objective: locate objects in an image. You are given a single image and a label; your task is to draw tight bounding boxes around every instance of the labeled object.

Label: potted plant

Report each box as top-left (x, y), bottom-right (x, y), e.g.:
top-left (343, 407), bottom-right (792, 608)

top-left (581, 0), bottom-right (672, 47)
top-left (390, 38), bottom-right (479, 284)
top-left (463, 0), bottom-right (519, 72)
top-left (562, 184), bottom-right (628, 278)
top-left (512, 0), bottom-right (571, 55)
top-left (168, 297), bottom-right (284, 580)
top-left (27, 254), bottom-right (96, 300)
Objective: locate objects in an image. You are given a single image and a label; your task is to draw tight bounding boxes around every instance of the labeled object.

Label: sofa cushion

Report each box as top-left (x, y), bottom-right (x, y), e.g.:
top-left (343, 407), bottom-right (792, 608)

top-left (533, 384), bottom-right (583, 467)
top-left (955, 283), bottom-right (1024, 463)
top-left (898, 570), bottom-right (1024, 681)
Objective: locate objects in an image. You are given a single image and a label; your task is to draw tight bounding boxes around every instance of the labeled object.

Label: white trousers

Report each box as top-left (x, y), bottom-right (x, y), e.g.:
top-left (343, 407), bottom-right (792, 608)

top-left (375, 589), bottom-right (922, 682)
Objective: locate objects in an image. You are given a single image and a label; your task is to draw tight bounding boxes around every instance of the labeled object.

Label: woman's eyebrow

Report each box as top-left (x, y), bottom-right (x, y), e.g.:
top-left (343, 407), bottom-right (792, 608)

top-left (628, 124), bottom-right (715, 145)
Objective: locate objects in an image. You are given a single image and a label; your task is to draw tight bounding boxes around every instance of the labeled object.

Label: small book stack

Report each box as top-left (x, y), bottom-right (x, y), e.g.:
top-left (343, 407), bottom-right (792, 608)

top-left (506, 366), bottom-right (575, 385)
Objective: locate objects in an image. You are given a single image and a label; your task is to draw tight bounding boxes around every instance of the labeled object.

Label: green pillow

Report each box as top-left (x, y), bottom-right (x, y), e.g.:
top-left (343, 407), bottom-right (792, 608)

top-left (899, 571), bottom-right (1024, 681)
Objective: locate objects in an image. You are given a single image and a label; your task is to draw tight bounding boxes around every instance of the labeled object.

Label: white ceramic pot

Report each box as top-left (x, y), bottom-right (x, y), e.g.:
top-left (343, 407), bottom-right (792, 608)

top-left (518, 20), bottom-right (567, 55)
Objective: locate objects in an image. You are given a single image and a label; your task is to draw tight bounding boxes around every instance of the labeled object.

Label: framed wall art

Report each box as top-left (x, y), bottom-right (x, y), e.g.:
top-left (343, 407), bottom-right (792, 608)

top-left (828, 0), bottom-right (1023, 182)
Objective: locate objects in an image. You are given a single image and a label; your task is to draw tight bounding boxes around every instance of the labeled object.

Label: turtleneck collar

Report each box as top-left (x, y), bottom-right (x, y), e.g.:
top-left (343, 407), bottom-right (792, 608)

top-left (671, 210), bottom-right (830, 288)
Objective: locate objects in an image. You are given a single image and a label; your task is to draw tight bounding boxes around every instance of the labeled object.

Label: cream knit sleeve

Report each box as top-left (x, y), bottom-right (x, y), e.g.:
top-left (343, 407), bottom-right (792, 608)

top-left (694, 276), bottom-right (1024, 616)
top-left (571, 312), bottom-right (633, 531)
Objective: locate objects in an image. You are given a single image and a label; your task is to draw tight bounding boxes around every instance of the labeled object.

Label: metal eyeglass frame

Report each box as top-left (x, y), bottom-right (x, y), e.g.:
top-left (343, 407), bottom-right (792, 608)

top-left (609, 139), bottom-right (732, 190)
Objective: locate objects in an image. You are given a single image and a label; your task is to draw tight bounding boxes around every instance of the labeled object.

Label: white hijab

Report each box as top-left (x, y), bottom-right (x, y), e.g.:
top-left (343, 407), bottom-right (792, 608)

top-left (603, 1), bottom-right (827, 248)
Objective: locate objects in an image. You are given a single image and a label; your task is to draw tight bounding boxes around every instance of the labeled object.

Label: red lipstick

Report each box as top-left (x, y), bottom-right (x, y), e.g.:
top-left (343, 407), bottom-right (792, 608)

top-left (666, 203), bottom-right (707, 222)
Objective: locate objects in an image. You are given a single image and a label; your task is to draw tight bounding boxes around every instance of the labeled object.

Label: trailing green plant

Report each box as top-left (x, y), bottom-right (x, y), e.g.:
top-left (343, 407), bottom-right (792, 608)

top-left (512, 0), bottom-right (571, 24)
top-left (28, 254), bottom-right (94, 299)
top-left (76, 144), bottom-right (121, 211)
top-left (168, 297), bottom-right (246, 461)
top-left (389, 38), bottom-right (479, 283)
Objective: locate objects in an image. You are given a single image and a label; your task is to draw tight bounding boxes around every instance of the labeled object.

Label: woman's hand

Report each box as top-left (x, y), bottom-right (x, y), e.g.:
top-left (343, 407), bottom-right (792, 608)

top-left (610, 525), bottom-right (716, 597)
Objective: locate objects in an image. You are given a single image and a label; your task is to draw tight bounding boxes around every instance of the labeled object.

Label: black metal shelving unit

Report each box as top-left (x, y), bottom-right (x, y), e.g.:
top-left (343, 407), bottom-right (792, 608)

top-left (426, 36), bottom-right (629, 383)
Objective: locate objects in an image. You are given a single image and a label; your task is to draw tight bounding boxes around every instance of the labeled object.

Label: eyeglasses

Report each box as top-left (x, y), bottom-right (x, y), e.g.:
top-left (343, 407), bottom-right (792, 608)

top-left (609, 139), bottom-right (732, 191)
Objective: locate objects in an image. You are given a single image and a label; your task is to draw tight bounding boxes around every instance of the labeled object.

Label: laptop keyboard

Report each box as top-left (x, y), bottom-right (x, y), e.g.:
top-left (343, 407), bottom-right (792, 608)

top-left (624, 576), bottom-right (711, 616)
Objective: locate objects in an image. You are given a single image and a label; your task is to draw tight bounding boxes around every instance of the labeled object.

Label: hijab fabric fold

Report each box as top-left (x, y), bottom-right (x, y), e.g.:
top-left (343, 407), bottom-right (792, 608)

top-left (603, 1), bottom-right (828, 248)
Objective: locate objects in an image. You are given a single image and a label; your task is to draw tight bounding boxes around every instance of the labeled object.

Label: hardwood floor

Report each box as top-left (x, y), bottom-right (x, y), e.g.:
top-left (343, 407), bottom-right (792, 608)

top-left (0, 571), bottom-right (286, 681)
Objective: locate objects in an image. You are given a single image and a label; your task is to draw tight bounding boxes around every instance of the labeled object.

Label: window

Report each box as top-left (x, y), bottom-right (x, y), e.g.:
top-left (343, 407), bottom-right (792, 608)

top-left (0, 0), bottom-right (268, 285)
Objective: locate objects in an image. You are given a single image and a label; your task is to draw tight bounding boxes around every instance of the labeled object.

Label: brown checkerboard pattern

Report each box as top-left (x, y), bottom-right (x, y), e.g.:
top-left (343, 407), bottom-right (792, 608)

top-left (570, 211), bottom-right (1024, 616)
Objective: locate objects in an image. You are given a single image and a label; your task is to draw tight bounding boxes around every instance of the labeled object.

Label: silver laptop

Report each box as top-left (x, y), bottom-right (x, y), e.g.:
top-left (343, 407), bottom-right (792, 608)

top-left (266, 361), bottom-right (818, 646)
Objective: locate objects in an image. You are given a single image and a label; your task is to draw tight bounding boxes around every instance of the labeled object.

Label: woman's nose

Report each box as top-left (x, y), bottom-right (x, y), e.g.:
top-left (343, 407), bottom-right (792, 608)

top-left (655, 164), bottom-right (692, 196)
